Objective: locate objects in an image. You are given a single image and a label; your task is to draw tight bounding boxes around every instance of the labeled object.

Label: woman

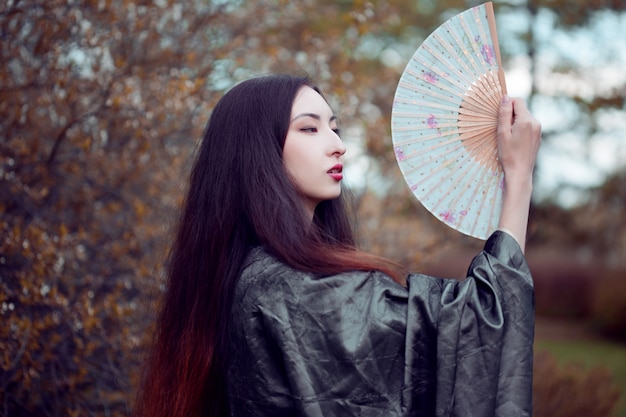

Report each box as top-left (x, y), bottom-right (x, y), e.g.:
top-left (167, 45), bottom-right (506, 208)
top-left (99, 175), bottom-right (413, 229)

top-left (135, 74), bottom-right (541, 417)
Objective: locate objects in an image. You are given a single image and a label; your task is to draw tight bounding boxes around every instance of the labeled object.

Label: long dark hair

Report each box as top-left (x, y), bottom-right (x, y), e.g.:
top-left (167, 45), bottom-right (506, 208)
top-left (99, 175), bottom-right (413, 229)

top-left (134, 74), bottom-right (402, 417)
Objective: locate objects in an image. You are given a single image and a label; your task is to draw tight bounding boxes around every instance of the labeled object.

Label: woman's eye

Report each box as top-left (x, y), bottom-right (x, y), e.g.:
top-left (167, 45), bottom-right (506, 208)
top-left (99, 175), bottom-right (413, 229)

top-left (301, 127), bottom-right (318, 133)
top-left (332, 128), bottom-right (341, 136)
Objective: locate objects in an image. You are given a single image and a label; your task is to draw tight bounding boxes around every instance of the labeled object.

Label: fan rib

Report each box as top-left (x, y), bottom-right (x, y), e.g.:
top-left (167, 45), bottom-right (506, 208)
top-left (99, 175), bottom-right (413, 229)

top-left (459, 12), bottom-right (492, 77)
top-left (399, 137), bottom-right (468, 176)
top-left (429, 151), bottom-right (479, 222)
top-left (474, 6), bottom-right (503, 95)
top-left (393, 130), bottom-right (461, 149)
top-left (409, 53), bottom-right (472, 97)
top-left (406, 149), bottom-right (464, 193)
top-left (396, 72), bottom-right (466, 106)
top-left (423, 34), bottom-right (477, 88)
top-left (467, 165), bottom-right (501, 236)
top-left (396, 79), bottom-right (463, 108)
top-left (439, 20), bottom-right (487, 82)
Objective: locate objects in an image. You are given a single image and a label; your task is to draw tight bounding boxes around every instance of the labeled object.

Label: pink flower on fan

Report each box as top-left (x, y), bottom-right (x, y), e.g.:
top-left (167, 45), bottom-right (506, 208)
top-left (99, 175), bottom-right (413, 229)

top-left (440, 210), bottom-right (456, 224)
top-left (423, 71), bottom-right (439, 84)
top-left (427, 114), bottom-right (438, 129)
top-left (394, 147), bottom-right (406, 161)
top-left (481, 44), bottom-right (495, 65)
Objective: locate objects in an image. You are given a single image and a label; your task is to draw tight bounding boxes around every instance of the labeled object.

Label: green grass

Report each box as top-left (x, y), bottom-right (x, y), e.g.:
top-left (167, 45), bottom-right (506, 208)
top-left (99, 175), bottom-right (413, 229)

top-left (535, 339), bottom-right (626, 417)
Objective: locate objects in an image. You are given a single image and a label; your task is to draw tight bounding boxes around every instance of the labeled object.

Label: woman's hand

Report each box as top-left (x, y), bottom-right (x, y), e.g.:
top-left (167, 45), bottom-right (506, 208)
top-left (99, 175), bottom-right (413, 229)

top-left (496, 96), bottom-right (542, 252)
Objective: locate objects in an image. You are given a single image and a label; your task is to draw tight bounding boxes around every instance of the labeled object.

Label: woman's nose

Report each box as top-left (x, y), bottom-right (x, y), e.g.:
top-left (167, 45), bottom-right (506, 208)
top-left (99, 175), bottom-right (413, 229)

top-left (332, 132), bottom-right (346, 157)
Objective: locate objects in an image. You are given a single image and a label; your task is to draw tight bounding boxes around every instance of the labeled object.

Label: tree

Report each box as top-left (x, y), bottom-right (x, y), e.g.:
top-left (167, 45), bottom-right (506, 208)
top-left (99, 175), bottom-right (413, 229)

top-left (498, 0), bottom-right (626, 206)
top-left (0, 0), bottom-right (467, 414)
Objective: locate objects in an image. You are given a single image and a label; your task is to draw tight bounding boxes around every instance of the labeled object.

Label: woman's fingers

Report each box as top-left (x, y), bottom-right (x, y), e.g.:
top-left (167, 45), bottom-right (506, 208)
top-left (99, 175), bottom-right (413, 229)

top-left (497, 96), bottom-right (542, 183)
top-left (497, 95), bottom-right (514, 140)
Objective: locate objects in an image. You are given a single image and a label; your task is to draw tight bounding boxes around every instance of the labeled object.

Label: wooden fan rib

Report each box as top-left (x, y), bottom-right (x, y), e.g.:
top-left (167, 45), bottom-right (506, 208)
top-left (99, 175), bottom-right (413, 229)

top-left (463, 136), bottom-right (499, 169)
top-left (459, 8), bottom-right (493, 76)
top-left (438, 17), bottom-right (489, 83)
top-left (393, 129), bottom-right (455, 146)
top-left (439, 155), bottom-right (487, 232)
top-left (459, 114), bottom-right (497, 127)
top-left (393, 121), bottom-right (460, 133)
top-left (429, 151), bottom-right (481, 221)
top-left (394, 96), bottom-right (460, 114)
top-left (457, 112), bottom-right (498, 124)
top-left (392, 122), bottom-right (458, 135)
top-left (460, 163), bottom-right (489, 236)
top-left (393, 127), bottom-right (461, 147)
top-left (458, 128), bottom-right (496, 145)
top-left (395, 80), bottom-right (464, 109)
top-left (404, 136), bottom-right (497, 238)
top-left (486, 2), bottom-right (507, 94)
top-left (467, 78), bottom-right (499, 110)
top-left (409, 54), bottom-right (471, 97)
top-left (479, 168), bottom-right (503, 235)
top-left (459, 96), bottom-right (499, 117)
top-left (471, 70), bottom-right (502, 109)
top-left (396, 72), bottom-right (465, 105)
top-left (462, 99), bottom-right (498, 116)
top-left (424, 32), bottom-right (480, 87)
top-left (465, 7), bottom-right (506, 102)
top-left (399, 137), bottom-right (469, 175)
top-left (403, 144), bottom-right (470, 192)
top-left (457, 122), bottom-right (497, 134)
top-left (459, 137), bottom-right (497, 158)
top-left (434, 12), bottom-right (503, 120)
top-left (465, 162), bottom-right (501, 236)
top-left (460, 131), bottom-right (496, 155)
top-left (458, 107), bottom-right (497, 119)
top-left (480, 3), bottom-right (507, 95)
top-left (458, 123), bottom-right (498, 163)
top-left (393, 112), bottom-right (459, 122)
top-left (452, 15), bottom-right (491, 82)
top-left (413, 49), bottom-right (472, 92)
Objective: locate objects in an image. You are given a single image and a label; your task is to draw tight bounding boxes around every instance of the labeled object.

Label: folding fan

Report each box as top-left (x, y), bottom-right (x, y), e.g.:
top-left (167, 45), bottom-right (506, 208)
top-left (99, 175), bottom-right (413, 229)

top-left (391, 2), bottom-right (506, 240)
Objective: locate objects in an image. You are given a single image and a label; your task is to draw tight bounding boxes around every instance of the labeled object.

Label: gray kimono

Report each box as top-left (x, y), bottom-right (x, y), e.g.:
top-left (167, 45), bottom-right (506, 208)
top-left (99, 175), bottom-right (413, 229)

top-left (227, 231), bottom-right (534, 416)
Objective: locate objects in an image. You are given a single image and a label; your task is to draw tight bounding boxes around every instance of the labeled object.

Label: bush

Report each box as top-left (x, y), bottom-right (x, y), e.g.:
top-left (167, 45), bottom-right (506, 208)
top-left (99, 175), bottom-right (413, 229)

top-left (0, 219), bottom-right (148, 416)
top-left (529, 250), bottom-right (594, 319)
top-left (590, 269), bottom-right (626, 342)
top-left (533, 350), bottom-right (622, 417)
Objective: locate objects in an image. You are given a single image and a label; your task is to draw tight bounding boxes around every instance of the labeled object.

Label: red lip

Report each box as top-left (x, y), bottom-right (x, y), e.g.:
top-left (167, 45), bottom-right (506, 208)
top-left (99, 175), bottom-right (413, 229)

top-left (327, 164), bottom-right (343, 181)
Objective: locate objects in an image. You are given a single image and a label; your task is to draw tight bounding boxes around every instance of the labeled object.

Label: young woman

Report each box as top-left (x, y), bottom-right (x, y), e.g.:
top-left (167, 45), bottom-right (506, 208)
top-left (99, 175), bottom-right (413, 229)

top-left (135, 74), bottom-right (541, 417)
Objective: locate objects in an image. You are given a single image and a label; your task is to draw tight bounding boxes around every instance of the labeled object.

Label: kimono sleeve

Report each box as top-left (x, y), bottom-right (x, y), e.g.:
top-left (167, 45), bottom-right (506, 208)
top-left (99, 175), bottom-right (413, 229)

top-left (417, 230), bottom-right (535, 417)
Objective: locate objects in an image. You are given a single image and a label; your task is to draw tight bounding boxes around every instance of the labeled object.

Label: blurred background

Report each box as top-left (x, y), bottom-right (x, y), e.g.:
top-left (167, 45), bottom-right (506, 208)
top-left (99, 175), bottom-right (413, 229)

top-left (1, 0), bottom-right (624, 416)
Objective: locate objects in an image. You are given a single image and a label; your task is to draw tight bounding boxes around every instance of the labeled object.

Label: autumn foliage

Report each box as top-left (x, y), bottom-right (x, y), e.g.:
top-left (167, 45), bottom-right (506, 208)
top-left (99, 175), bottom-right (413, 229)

top-left (1, 0), bottom-right (625, 416)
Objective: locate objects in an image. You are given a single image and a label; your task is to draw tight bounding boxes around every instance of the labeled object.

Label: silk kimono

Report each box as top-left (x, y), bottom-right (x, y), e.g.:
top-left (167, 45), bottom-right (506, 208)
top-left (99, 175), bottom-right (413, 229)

top-left (227, 231), bottom-right (534, 416)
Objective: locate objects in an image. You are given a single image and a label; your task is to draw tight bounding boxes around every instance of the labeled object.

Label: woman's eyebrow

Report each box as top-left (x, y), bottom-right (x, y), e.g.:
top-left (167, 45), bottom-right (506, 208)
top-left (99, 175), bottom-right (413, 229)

top-left (291, 113), bottom-right (338, 122)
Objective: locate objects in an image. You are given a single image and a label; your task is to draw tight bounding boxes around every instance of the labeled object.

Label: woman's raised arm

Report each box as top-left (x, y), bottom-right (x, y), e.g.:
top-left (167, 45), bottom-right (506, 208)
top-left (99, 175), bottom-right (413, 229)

top-left (496, 96), bottom-right (542, 252)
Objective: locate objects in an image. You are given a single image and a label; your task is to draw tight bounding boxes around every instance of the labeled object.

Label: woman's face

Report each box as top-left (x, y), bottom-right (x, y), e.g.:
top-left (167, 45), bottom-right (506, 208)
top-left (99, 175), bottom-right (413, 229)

top-left (283, 86), bottom-right (346, 217)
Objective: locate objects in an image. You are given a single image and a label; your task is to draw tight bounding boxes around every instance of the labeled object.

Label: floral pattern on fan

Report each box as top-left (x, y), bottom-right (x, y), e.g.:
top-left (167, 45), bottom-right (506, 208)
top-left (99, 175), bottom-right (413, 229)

top-left (391, 2), bottom-right (507, 240)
